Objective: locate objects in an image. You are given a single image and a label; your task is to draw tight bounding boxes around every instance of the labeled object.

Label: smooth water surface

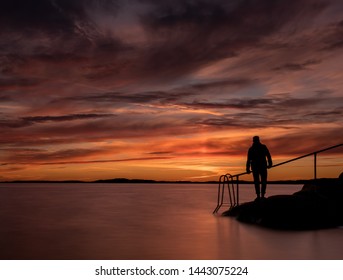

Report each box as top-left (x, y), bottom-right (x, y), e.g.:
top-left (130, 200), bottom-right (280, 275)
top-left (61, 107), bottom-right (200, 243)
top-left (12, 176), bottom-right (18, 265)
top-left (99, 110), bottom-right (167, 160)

top-left (0, 183), bottom-right (342, 260)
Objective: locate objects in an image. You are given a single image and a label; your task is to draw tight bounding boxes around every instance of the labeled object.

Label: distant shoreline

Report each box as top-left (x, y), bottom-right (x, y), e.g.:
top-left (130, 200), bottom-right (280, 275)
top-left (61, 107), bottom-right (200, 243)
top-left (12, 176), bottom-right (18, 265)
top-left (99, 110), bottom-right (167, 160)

top-left (0, 178), bottom-right (330, 185)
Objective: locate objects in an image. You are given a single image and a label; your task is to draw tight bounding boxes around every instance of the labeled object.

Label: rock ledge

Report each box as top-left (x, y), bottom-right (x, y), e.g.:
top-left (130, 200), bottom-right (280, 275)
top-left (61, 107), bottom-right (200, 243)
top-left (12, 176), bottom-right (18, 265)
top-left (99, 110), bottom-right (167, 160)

top-left (223, 177), bottom-right (343, 230)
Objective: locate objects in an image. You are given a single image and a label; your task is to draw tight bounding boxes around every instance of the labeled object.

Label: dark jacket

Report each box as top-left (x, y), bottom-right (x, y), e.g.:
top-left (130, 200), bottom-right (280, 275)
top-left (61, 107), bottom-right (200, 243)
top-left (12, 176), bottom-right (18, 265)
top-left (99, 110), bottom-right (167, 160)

top-left (246, 143), bottom-right (272, 172)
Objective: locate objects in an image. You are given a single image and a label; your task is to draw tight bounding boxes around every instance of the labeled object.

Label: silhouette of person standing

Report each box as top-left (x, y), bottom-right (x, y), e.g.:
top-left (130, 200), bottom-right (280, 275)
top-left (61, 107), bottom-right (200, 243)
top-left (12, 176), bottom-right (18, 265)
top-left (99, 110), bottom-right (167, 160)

top-left (246, 136), bottom-right (272, 199)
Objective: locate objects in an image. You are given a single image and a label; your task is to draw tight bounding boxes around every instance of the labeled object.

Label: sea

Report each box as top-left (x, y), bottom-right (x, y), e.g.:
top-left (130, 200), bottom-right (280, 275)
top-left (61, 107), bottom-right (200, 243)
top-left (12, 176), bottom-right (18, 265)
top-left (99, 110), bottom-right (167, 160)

top-left (0, 183), bottom-right (342, 260)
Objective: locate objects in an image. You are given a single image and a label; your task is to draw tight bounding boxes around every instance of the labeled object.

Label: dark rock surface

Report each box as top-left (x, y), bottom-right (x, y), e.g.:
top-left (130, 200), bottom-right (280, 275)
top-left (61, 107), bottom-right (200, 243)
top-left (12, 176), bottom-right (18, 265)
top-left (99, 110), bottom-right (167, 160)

top-left (223, 175), bottom-right (343, 230)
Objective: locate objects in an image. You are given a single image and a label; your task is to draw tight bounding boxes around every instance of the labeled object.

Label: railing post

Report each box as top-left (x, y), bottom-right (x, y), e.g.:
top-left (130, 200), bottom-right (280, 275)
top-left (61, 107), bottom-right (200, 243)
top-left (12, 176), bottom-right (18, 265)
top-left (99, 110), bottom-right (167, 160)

top-left (236, 175), bottom-right (240, 206)
top-left (227, 174), bottom-right (233, 206)
top-left (314, 152), bottom-right (317, 180)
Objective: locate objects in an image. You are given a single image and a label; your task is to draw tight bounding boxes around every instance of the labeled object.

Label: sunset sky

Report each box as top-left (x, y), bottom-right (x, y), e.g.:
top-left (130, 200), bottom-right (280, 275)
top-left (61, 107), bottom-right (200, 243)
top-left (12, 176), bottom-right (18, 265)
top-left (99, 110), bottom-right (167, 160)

top-left (0, 0), bottom-right (342, 181)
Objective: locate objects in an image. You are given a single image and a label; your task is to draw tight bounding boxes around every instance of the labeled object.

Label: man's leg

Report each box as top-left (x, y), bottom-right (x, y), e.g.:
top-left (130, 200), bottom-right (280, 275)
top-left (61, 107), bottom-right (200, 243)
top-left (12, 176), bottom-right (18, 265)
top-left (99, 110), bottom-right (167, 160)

top-left (252, 170), bottom-right (260, 198)
top-left (260, 168), bottom-right (268, 197)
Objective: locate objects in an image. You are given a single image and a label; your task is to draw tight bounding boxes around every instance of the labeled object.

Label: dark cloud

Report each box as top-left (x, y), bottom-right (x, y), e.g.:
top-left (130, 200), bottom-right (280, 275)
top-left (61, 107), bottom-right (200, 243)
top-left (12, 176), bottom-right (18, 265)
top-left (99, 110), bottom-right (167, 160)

top-left (1, 145), bottom-right (172, 166)
top-left (195, 117), bottom-right (261, 129)
top-left (0, 0), bottom-right (127, 86)
top-left (185, 98), bottom-right (274, 110)
top-left (1, 146), bottom-right (172, 166)
top-left (0, 0), bottom-right (118, 35)
top-left (272, 59), bottom-right (322, 72)
top-left (303, 108), bottom-right (343, 124)
top-left (34, 0), bottom-right (327, 83)
top-left (305, 109), bottom-right (343, 118)
top-left (0, 0), bottom-right (77, 34)
top-left (0, 112), bottom-right (196, 148)
top-left (322, 20), bottom-right (343, 51)
top-left (193, 113), bottom-right (294, 130)
top-left (143, 0), bottom-right (302, 41)
top-left (147, 151), bottom-right (173, 155)
top-left (178, 78), bottom-right (256, 92)
top-left (139, 0), bottom-right (329, 75)
top-left (23, 113), bottom-right (114, 123)
top-left (0, 113), bottom-right (115, 128)
top-left (0, 0), bottom-right (333, 86)
top-left (183, 94), bottom-right (340, 111)
top-left (0, 94), bottom-right (13, 102)
top-left (185, 94), bottom-right (343, 130)
top-left (0, 77), bottom-right (43, 89)
top-left (2, 147), bottom-right (105, 164)
top-left (267, 127), bottom-right (343, 156)
top-left (34, 156), bottom-right (173, 166)
top-left (63, 90), bottom-right (196, 106)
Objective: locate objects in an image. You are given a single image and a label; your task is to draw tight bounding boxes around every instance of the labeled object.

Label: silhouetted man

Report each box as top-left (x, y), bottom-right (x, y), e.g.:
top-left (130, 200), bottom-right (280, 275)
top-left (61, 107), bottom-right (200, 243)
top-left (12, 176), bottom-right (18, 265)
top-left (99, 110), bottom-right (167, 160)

top-left (246, 136), bottom-right (272, 199)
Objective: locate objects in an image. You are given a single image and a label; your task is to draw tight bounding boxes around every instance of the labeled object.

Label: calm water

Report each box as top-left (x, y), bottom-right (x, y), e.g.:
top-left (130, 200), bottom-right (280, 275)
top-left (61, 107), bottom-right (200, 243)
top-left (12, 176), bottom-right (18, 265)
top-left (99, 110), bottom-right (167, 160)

top-left (0, 183), bottom-right (342, 260)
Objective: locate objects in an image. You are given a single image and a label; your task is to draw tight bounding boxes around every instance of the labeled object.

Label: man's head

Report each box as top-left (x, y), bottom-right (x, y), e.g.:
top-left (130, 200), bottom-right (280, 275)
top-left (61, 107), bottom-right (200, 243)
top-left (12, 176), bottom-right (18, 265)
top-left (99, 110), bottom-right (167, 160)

top-left (253, 136), bottom-right (260, 143)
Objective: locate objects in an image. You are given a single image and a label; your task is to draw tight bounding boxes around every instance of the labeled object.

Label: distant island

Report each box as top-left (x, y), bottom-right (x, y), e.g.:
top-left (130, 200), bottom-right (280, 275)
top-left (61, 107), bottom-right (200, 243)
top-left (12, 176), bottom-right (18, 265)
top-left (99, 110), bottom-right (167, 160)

top-left (0, 178), bottom-right (329, 184)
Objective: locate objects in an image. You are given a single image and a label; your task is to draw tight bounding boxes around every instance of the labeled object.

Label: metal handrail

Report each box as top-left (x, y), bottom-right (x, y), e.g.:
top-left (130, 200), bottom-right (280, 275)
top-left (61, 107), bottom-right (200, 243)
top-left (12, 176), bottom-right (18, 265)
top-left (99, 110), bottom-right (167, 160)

top-left (213, 143), bottom-right (343, 214)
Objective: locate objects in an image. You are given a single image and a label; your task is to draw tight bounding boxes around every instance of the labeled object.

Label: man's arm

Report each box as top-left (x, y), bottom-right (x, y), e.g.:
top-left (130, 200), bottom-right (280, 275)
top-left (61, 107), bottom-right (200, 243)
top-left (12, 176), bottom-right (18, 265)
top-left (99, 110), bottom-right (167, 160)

top-left (246, 149), bottom-right (251, 173)
top-left (265, 146), bottom-right (272, 168)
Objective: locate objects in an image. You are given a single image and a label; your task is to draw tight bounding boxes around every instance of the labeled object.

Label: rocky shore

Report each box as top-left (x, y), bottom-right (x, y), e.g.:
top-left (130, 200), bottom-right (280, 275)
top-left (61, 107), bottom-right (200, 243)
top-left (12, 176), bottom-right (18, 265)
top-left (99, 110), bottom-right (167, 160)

top-left (223, 174), bottom-right (343, 230)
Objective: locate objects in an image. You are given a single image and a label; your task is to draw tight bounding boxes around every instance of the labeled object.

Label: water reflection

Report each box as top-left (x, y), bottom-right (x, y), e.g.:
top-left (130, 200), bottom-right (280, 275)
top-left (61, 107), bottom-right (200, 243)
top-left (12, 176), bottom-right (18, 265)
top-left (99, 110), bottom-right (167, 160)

top-left (214, 215), bottom-right (343, 259)
top-left (0, 183), bottom-right (342, 259)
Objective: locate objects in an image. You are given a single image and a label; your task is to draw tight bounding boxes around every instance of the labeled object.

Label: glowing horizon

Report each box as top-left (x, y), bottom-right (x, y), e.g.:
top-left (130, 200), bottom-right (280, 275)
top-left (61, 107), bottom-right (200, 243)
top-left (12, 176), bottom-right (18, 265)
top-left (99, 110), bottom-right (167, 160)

top-left (0, 0), bottom-right (342, 182)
